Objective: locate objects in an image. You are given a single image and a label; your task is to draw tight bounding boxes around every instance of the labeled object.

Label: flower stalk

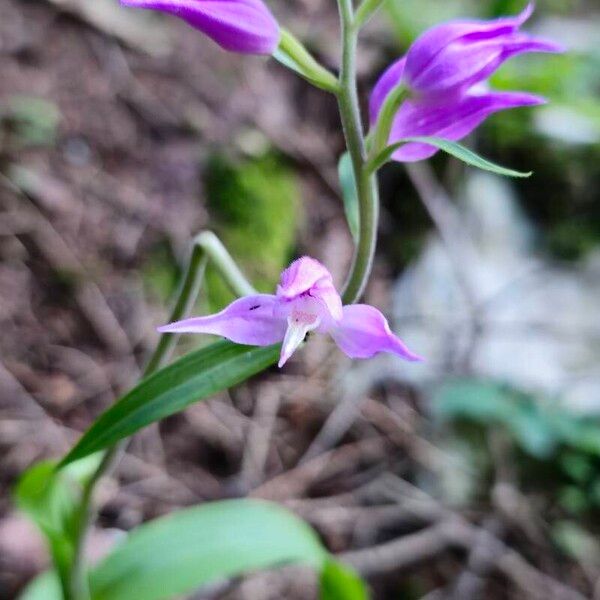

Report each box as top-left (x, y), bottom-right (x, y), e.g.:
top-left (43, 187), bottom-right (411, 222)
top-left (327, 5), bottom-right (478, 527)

top-left (66, 232), bottom-right (255, 600)
top-left (336, 0), bottom-right (379, 304)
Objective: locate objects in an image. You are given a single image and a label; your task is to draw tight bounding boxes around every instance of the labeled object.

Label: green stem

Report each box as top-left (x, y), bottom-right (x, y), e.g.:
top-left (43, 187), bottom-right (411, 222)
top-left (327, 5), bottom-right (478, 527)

top-left (337, 0), bottom-right (380, 304)
top-left (275, 29), bottom-right (340, 94)
top-left (354, 0), bottom-right (386, 29)
top-left (66, 231), bottom-right (254, 600)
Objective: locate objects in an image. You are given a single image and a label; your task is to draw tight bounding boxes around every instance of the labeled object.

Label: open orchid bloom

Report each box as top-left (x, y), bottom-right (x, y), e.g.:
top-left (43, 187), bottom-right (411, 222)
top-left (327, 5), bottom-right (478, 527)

top-left (369, 3), bottom-right (563, 162)
top-left (158, 257), bottom-right (422, 368)
top-left (121, 0), bottom-right (280, 55)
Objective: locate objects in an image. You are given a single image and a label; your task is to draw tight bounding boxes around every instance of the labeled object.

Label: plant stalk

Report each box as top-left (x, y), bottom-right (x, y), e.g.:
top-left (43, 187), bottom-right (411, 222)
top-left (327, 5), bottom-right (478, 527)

top-left (66, 232), bottom-right (255, 600)
top-left (337, 0), bottom-right (380, 305)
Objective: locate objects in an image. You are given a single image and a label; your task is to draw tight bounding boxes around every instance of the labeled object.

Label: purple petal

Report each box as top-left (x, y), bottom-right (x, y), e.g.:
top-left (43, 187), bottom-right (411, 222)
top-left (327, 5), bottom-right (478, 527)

top-left (277, 257), bottom-right (343, 321)
top-left (121, 0), bottom-right (280, 55)
top-left (369, 57), bottom-right (406, 124)
top-left (330, 305), bottom-right (422, 361)
top-left (389, 89), bottom-right (546, 162)
top-left (409, 34), bottom-right (563, 95)
top-left (404, 3), bottom-right (534, 84)
top-left (157, 294), bottom-right (286, 346)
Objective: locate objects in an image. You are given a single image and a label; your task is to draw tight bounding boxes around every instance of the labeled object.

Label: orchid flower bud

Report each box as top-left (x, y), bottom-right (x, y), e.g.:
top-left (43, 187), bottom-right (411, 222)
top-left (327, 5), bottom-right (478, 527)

top-left (121, 0), bottom-right (280, 55)
top-left (369, 3), bottom-right (564, 162)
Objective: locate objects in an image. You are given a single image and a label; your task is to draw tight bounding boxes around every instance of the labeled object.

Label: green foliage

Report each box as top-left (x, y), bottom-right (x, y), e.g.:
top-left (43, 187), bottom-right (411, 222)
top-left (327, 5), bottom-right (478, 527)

top-left (14, 455), bottom-right (103, 593)
top-left (204, 152), bottom-right (301, 311)
top-left (90, 500), bottom-right (327, 600)
top-left (19, 571), bottom-right (62, 600)
top-left (60, 341), bottom-right (280, 466)
top-left (14, 461), bottom-right (77, 589)
top-left (367, 137), bottom-right (531, 177)
top-left (338, 152), bottom-right (359, 243)
top-left (19, 500), bottom-right (331, 600)
top-left (320, 560), bottom-right (369, 600)
top-left (433, 379), bottom-right (600, 459)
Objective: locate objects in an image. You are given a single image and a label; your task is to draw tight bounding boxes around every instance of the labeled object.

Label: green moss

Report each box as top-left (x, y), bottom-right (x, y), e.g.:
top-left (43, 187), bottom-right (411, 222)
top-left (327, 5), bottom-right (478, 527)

top-left (204, 152), bottom-right (302, 310)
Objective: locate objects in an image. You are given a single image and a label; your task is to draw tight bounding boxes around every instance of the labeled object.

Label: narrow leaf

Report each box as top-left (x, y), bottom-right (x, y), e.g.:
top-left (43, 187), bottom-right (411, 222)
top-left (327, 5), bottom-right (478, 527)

top-left (61, 341), bottom-right (279, 466)
top-left (13, 461), bottom-right (83, 592)
top-left (18, 571), bottom-right (62, 600)
top-left (367, 136), bottom-right (532, 177)
top-left (338, 152), bottom-right (359, 243)
top-left (90, 499), bottom-right (327, 600)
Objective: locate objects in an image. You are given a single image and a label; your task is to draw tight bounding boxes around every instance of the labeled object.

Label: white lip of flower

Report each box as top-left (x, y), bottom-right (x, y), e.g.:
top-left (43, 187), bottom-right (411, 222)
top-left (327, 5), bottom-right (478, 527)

top-left (279, 308), bottom-right (322, 368)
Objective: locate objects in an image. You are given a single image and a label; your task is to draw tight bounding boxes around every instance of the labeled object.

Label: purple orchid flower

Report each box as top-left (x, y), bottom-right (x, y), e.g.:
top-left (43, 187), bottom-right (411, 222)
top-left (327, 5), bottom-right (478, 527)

top-left (369, 3), bottom-right (563, 162)
top-left (158, 257), bottom-right (422, 368)
top-left (121, 0), bottom-right (280, 55)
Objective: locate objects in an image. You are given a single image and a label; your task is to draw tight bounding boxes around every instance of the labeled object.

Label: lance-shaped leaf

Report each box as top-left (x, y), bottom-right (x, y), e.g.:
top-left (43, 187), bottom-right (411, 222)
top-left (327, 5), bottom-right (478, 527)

top-left (366, 136), bottom-right (532, 177)
top-left (91, 499), bottom-right (327, 600)
top-left (60, 341), bottom-right (279, 466)
top-left (20, 500), bottom-right (329, 600)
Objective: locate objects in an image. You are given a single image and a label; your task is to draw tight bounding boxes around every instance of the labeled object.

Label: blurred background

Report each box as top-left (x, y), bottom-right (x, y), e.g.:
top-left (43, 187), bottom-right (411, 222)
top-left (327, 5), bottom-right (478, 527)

top-left (0, 0), bottom-right (598, 598)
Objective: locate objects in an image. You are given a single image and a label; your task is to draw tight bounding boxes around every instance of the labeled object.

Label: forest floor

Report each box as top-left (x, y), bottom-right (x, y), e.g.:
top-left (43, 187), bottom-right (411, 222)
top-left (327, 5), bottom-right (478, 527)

top-left (0, 1), bottom-right (595, 599)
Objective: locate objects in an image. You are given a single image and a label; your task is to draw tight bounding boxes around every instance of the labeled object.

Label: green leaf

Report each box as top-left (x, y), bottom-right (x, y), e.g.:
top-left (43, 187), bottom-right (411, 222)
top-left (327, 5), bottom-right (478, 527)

top-left (61, 341), bottom-right (279, 466)
top-left (13, 461), bottom-right (82, 592)
top-left (338, 152), bottom-right (359, 243)
top-left (432, 379), bottom-right (557, 459)
top-left (320, 560), bottom-right (369, 599)
top-left (14, 461), bottom-right (75, 537)
top-left (366, 136), bottom-right (532, 178)
top-left (90, 499), bottom-right (327, 600)
top-left (274, 29), bottom-right (339, 94)
top-left (18, 571), bottom-right (62, 600)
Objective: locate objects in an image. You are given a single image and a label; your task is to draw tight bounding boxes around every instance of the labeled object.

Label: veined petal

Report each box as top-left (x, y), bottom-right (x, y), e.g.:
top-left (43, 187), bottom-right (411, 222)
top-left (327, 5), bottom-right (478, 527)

top-left (277, 256), bottom-right (332, 299)
top-left (389, 89), bottom-right (546, 162)
top-left (409, 34), bottom-right (563, 94)
top-left (121, 0), bottom-right (280, 55)
top-left (157, 294), bottom-right (286, 346)
top-left (404, 3), bottom-right (534, 84)
top-left (330, 305), bottom-right (422, 361)
top-left (277, 256), bottom-right (343, 322)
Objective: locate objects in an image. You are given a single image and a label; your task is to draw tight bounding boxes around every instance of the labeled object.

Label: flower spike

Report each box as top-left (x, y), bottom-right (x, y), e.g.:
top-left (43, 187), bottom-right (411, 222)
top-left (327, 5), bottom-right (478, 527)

top-left (158, 257), bottom-right (422, 367)
top-left (369, 3), bottom-right (564, 162)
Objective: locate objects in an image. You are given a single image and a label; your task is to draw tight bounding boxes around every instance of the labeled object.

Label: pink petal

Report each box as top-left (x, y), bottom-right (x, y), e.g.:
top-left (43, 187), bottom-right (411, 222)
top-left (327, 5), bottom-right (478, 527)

top-left (277, 257), bottom-right (343, 321)
top-left (409, 34), bottom-right (563, 95)
top-left (404, 3), bottom-right (534, 83)
top-left (330, 305), bottom-right (422, 361)
top-left (389, 89), bottom-right (546, 162)
top-left (157, 294), bottom-right (286, 346)
top-left (121, 0), bottom-right (280, 55)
